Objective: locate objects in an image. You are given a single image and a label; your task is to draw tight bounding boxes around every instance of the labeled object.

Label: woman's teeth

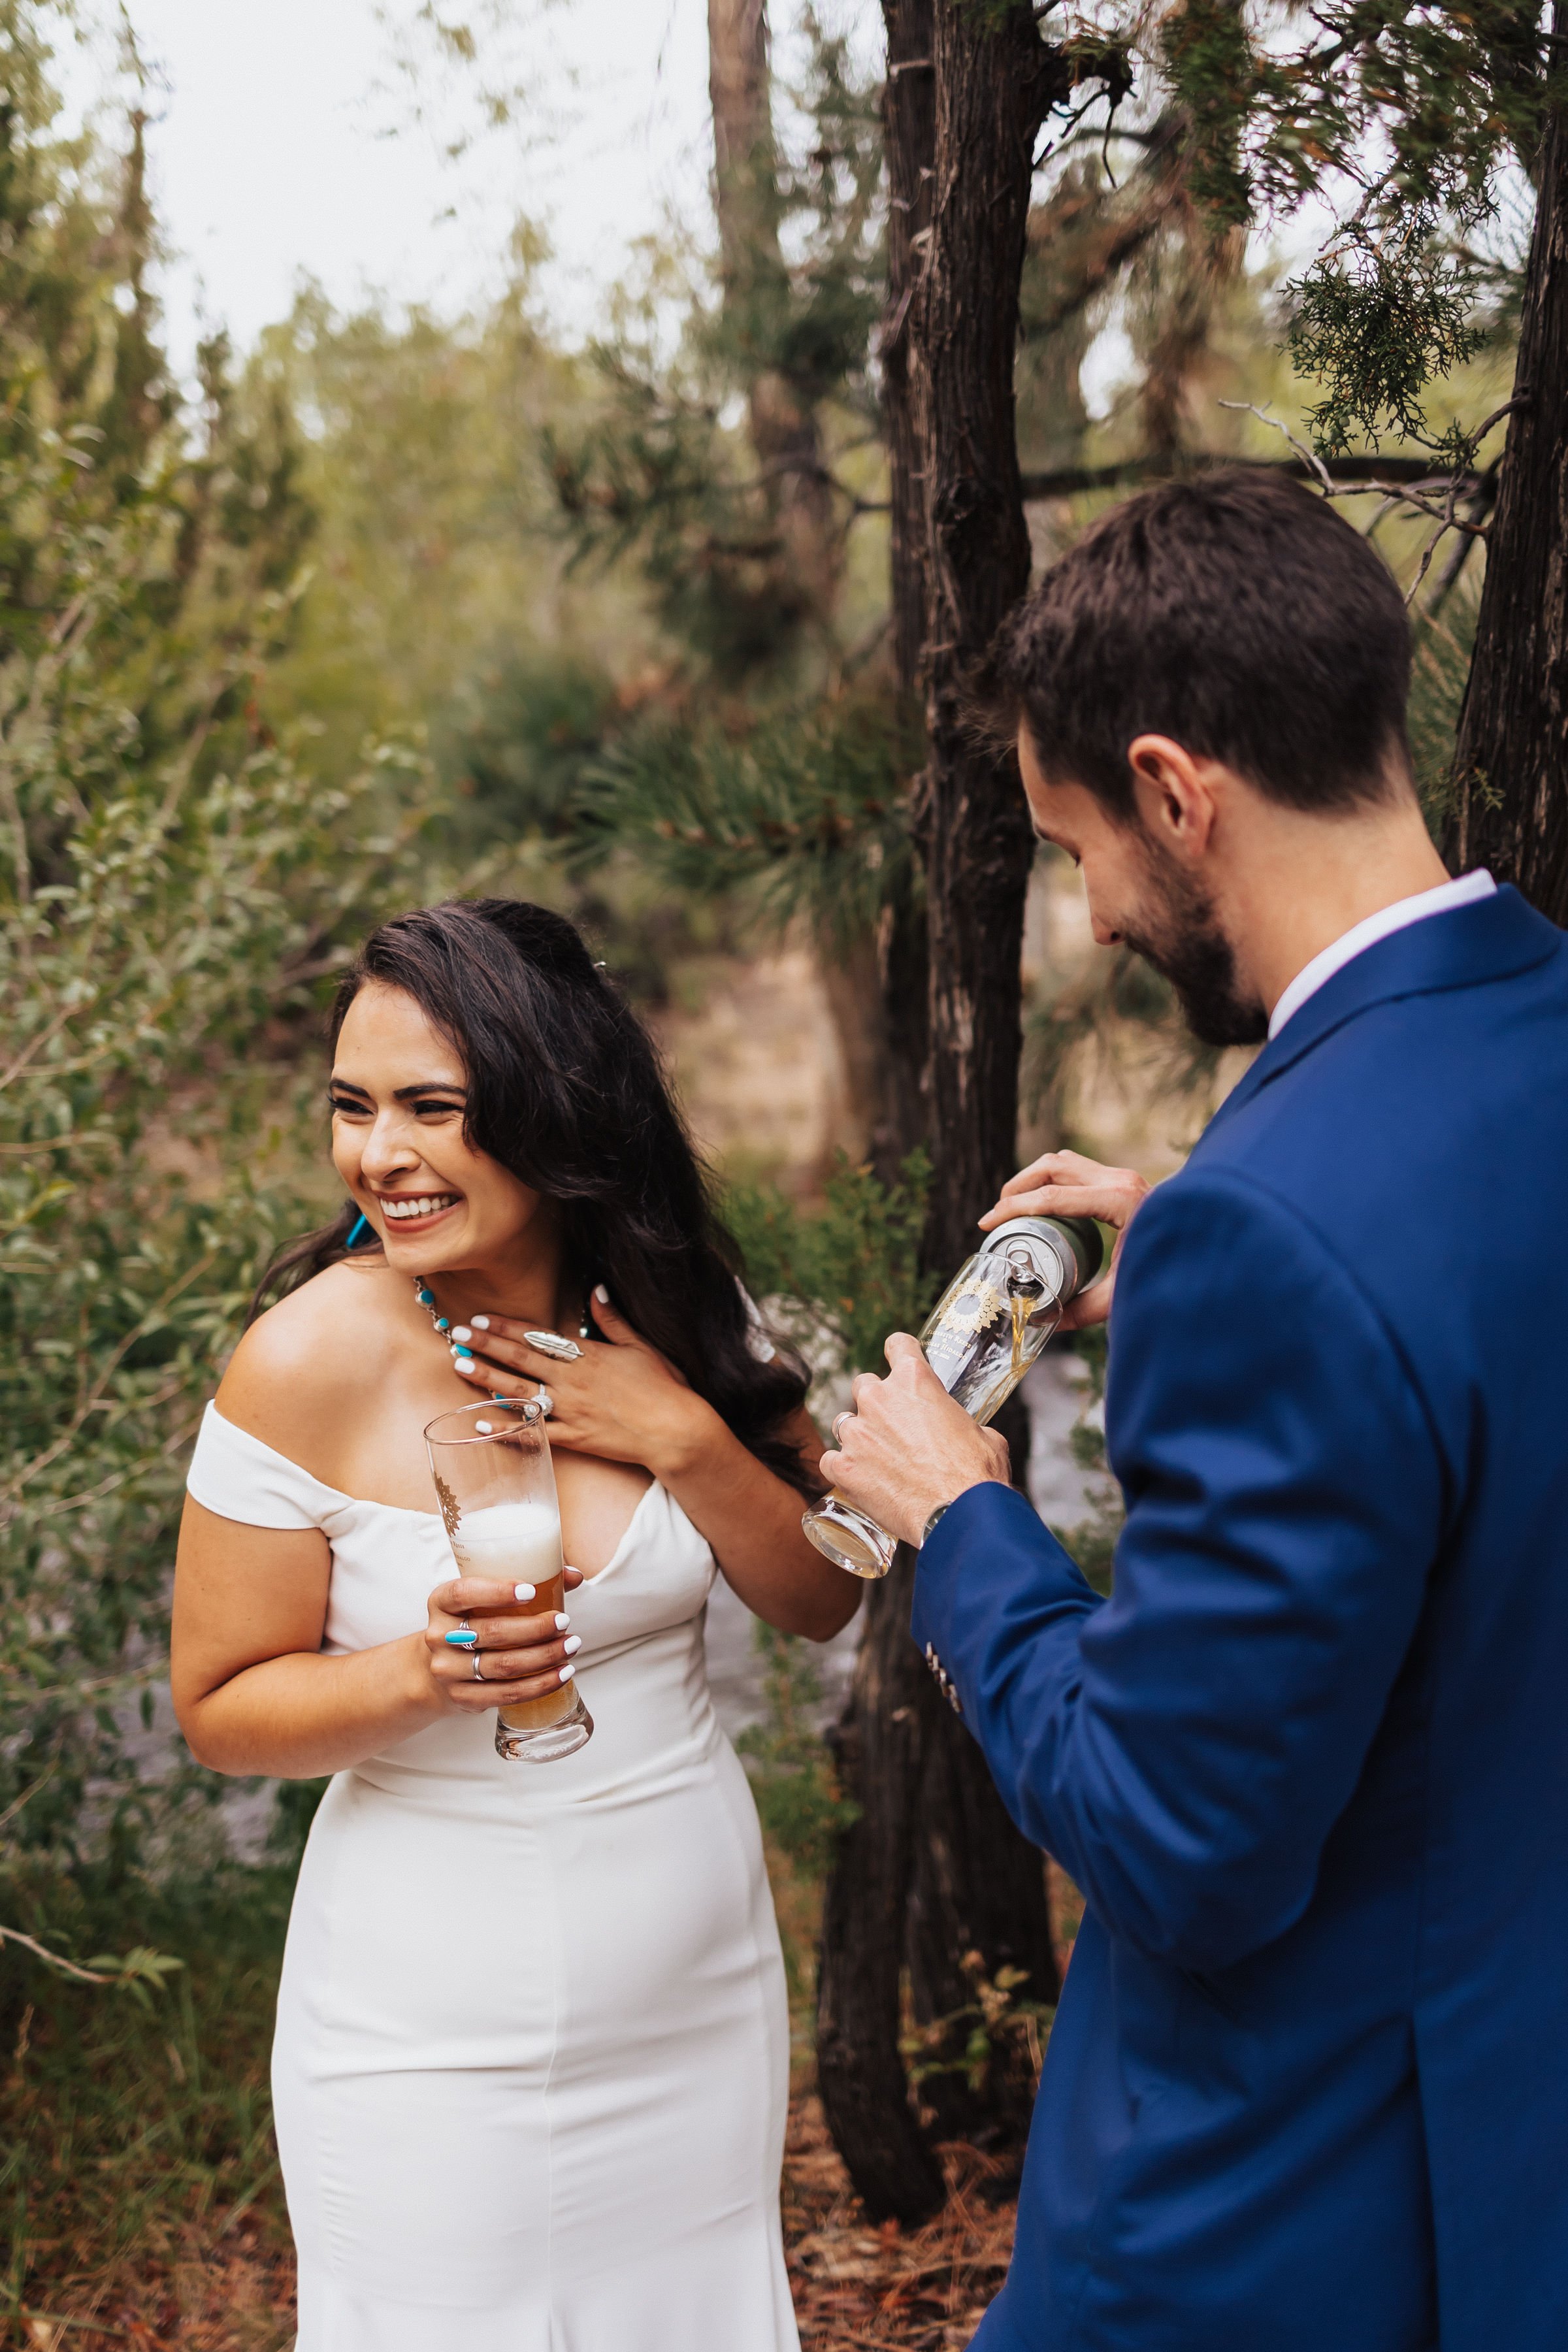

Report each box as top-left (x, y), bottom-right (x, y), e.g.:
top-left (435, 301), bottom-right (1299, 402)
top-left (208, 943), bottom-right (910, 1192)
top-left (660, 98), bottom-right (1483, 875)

top-left (382, 1194), bottom-right (459, 1222)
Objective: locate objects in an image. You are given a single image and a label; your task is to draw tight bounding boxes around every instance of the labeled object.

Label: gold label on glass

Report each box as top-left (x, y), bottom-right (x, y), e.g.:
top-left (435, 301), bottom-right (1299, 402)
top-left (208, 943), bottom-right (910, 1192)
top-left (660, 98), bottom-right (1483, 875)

top-left (431, 1467), bottom-right (461, 1540)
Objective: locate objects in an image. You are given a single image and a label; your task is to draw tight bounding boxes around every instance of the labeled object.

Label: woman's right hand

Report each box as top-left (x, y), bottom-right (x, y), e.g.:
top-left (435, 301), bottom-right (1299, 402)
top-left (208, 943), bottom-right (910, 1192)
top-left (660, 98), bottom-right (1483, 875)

top-left (421, 1571), bottom-right (585, 1716)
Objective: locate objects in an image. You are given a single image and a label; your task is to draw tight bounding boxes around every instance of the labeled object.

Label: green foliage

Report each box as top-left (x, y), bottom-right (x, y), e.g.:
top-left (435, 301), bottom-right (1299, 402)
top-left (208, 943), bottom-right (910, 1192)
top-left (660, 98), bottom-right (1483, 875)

top-left (1160, 0), bottom-right (1256, 227)
top-left (726, 1151), bottom-right (936, 1389)
top-left (1166, 2), bottom-right (1554, 229)
top-left (1286, 224), bottom-right (1487, 456)
top-left (902, 1949), bottom-right (1053, 2099)
top-left (1152, 1), bottom-right (1552, 461)
top-left (1408, 574), bottom-right (1482, 835)
top-left (544, 344), bottom-right (802, 679)
top-left (0, 417), bottom-right (442, 1867)
top-left (0, 35), bottom-right (449, 1887)
top-left (544, 18), bottom-right (884, 681)
top-left (251, 263), bottom-right (645, 795)
top-left (1, 1860), bottom-right (294, 2334)
top-left (736, 1625), bottom-right (858, 1882)
top-left (1025, 926), bottom-right (1220, 1145)
top-left (438, 651), bottom-right (620, 849)
top-left (575, 691), bottom-right (919, 950)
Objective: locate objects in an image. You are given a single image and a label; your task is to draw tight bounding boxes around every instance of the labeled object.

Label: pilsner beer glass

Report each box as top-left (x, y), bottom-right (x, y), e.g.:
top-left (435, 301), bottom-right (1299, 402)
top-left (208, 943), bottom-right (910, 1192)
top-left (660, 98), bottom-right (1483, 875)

top-left (802, 1213), bottom-right (1105, 1579)
top-left (425, 1399), bottom-right (593, 1763)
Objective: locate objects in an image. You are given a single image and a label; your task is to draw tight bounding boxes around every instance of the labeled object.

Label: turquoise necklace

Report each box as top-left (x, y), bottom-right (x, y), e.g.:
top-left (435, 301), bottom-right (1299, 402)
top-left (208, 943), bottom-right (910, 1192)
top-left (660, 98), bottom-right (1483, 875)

top-left (410, 1275), bottom-right (591, 1373)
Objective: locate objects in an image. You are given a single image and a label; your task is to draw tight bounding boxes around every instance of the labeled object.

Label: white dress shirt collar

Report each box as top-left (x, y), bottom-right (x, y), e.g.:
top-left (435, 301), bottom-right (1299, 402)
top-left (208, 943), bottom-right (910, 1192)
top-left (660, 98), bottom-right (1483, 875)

top-left (1267, 870), bottom-right (1497, 1041)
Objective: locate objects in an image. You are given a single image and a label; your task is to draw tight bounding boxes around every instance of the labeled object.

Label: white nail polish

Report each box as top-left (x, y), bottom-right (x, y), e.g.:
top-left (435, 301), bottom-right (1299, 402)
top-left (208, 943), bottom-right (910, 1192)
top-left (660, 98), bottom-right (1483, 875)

top-left (514, 1582), bottom-right (535, 1603)
top-left (559, 1663), bottom-right (576, 1682)
top-left (593, 1283), bottom-right (608, 1303)
top-left (471, 1315), bottom-right (490, 1330)
top-left (554, 1612), bottom-right (570, 1631)
top-left (563, 1635), bottom-right (582, 1656)
top-left (452, 1325), bottom-right (471, 1343)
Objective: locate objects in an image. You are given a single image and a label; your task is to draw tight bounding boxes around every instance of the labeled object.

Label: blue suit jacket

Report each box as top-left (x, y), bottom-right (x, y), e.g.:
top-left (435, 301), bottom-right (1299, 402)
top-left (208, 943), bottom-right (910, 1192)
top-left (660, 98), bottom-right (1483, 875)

top-left (912, 887), bottom-right (1568, 2351)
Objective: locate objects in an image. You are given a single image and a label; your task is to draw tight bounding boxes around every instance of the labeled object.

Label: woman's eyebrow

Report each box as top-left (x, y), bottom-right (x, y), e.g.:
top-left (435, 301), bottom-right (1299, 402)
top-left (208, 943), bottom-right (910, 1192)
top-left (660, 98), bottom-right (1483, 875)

top-left (327, 1076), bottom-right (466, 1100)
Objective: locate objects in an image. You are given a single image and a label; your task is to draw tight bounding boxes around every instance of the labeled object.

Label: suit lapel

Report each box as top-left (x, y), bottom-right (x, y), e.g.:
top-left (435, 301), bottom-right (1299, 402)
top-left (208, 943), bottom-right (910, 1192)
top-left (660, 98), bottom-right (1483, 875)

top-left (1198, 886), bottom-right (1561, 1150)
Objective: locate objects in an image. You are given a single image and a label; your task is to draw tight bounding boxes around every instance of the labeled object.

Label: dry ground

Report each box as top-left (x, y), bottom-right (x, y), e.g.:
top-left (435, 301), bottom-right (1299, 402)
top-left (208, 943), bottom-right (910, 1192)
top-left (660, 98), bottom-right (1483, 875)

top-left (9, 2097), bottom-right (1014, 2351)
top-left (785, 2097), bottom-right (1017, 2351)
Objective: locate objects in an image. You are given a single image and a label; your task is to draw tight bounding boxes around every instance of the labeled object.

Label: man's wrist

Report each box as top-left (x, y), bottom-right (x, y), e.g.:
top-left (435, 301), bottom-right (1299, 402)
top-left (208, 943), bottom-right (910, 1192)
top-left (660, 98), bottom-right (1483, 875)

top-left (904, 1471), bottom-right (1005, 1550)
top-left (919, 1499), bottom-right (952, 1548)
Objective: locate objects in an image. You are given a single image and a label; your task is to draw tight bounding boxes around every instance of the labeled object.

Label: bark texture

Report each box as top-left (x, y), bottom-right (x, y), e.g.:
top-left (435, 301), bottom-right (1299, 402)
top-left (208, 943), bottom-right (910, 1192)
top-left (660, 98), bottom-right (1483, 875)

top-left (816, 1550), bottom-right (947, 2224)
top-left (912, 4), bottom-right (1069, 1267)
top-left (816, 0), bottom-right (1066, 2223)
top-left (880, 1), bottom-right (938, 693)
top-left (1446, 6), bottom-right (1568, 924)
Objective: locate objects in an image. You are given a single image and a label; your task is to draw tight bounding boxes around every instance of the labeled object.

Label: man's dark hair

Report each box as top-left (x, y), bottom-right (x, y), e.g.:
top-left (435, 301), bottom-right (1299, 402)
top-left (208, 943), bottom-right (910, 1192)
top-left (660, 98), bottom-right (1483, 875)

top-left (984, 469), bottom-right (1413, 821)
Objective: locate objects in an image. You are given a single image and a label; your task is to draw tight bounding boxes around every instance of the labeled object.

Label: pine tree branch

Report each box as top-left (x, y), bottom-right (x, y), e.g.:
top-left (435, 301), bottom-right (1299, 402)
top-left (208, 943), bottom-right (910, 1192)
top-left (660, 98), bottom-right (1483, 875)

top-left (1019, 451), bottom-right (1483, 500)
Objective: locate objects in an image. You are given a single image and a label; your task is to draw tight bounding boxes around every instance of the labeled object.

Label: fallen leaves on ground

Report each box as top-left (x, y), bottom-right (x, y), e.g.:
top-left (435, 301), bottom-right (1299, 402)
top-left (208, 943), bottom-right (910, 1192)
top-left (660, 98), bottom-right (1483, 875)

top-left (785, 2095), bottom-right (1016, 2351)
top-left (7, 2097), bottom-right (1011, 2350)
top-left (7, 2225), bottom-right (297, 2351)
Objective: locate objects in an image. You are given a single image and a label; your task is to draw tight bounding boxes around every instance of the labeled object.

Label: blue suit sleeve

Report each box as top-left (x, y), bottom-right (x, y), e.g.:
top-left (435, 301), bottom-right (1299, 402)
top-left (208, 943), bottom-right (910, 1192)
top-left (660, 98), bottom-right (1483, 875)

top-left (910, 1168), bottom-right (1445, 1973)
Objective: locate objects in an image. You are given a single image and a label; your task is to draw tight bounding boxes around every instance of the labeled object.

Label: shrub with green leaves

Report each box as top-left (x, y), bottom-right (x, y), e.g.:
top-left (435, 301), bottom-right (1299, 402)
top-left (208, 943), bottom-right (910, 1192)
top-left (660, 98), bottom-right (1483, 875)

top-left (725, 1148), bottom-right (936, 1396)
top-left (0, 430), bottom-right (442, 1887)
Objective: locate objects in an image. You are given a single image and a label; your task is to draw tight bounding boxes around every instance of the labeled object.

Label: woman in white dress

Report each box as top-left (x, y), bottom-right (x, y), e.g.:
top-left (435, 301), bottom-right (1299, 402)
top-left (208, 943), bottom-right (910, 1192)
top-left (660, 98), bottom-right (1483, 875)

top-left (171, 897), bottom-right (856, 2352)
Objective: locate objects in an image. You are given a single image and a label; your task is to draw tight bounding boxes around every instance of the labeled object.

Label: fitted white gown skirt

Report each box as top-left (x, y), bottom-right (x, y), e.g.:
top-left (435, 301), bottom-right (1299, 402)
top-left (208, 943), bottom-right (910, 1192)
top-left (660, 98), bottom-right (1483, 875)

top-left (187, 1407), bottom-right (800, 2352)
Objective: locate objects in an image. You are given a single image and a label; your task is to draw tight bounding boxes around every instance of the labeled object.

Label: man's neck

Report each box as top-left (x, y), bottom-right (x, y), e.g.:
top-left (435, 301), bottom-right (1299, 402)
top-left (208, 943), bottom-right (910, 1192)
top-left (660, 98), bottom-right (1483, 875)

top-left (1222, 794), bottom-right (1451, 1022)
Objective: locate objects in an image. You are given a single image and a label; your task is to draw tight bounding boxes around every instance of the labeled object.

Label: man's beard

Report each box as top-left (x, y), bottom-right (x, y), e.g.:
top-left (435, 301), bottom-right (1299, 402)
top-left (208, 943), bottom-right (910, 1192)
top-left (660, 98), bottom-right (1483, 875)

top-left (1119, 841), bottom-right (1268, 1050)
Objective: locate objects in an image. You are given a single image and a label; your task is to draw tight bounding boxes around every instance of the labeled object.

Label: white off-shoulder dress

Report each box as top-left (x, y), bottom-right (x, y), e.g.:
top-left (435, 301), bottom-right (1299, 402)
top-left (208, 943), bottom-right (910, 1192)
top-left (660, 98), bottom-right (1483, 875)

top-left (186, 1405), bottom-right (800, 2352)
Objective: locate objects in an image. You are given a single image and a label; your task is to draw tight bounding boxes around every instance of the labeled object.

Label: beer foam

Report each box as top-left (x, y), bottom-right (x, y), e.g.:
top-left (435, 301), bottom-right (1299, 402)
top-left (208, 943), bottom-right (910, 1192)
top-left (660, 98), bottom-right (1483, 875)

top-left (449, 1499), bottom-right (563, 1583)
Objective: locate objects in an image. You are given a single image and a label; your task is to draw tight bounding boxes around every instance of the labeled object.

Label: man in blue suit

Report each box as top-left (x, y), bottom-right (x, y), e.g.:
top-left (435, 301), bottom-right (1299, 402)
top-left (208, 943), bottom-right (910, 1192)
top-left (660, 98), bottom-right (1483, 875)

top-left (825, 470), bottom-right (1568, 2351)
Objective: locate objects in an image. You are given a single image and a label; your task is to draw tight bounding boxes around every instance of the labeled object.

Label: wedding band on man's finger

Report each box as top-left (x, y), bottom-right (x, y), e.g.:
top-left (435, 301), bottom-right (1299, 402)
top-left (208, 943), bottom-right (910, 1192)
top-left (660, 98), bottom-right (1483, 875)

top-left (832, 1411), bottom-right (855, 1445)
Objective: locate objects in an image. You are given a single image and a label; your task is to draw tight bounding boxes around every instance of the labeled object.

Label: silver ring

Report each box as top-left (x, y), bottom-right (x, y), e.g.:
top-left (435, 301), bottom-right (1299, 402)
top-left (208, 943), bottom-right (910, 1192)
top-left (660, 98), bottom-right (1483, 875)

top-left (832, 1411), bottom-right (855, 1444)
top-left (524, 1330), bottom-right (582, 1362)
top-left (470, 1646), bottom-right (485, 1684)
top-left (534, 1384), bottom-right (553, 1418)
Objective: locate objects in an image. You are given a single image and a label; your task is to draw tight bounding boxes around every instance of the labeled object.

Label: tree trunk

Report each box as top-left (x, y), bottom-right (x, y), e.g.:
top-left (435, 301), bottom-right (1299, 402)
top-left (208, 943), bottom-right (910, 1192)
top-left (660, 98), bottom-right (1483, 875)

top-left (880, 0), bottom-right (937, 694)
top-left (914, 2), bottom-right (1067, 1267)
top-left (817, 919), bottom-right (928, 1184)
top-left (816, 1548), bottom-right (947, 2223)
top-left (706, 0), bottom-right (841, 627)
top-left (1445, 2), bottom-right (1568, 924)
top-left (816, 0), bottom-right (1066, 2220)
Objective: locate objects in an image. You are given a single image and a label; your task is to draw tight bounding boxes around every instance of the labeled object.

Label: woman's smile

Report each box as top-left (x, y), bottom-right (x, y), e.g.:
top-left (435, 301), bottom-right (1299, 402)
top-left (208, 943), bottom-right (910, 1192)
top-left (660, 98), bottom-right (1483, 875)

top-left (378, 1190), bottom-right (462, 1226)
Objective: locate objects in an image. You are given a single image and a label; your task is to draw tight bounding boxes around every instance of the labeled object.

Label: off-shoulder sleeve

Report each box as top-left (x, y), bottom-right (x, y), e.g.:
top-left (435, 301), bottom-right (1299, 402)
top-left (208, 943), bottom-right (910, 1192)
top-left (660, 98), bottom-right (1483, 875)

top-left (186, 1401), bottom-right (346, 1531)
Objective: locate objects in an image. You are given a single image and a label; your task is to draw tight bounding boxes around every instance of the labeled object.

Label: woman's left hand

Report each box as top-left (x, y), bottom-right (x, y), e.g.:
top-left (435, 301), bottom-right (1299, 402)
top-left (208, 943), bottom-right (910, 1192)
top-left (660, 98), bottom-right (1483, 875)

top-left (449, 1287), bottom-right (719, 1477)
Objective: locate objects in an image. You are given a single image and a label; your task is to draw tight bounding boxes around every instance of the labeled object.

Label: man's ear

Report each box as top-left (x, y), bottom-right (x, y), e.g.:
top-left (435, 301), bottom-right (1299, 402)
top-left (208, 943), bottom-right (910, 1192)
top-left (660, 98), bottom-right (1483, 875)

top-left (1126, 734), bottom-right (1219, 864)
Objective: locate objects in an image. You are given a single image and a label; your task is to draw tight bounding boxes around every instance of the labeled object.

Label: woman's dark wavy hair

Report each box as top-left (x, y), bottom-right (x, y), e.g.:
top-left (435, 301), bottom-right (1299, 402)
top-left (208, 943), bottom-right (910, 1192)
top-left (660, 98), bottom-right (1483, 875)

top-left (251, 898), bottom-right (817, 1494)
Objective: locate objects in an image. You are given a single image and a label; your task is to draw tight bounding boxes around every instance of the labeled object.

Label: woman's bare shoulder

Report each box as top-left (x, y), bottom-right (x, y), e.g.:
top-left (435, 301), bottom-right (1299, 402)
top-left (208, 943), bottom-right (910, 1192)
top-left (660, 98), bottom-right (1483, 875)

top-left (216, 1260), bottom-right (404, 1461)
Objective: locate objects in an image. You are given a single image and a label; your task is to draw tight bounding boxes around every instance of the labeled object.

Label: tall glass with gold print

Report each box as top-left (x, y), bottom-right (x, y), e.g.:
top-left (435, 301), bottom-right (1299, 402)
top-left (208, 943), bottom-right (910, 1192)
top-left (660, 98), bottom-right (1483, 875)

top-left (424, 1400), bottom-right (594, 1762)
top-left (801, 1214), bottom-right (1105, 1578)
